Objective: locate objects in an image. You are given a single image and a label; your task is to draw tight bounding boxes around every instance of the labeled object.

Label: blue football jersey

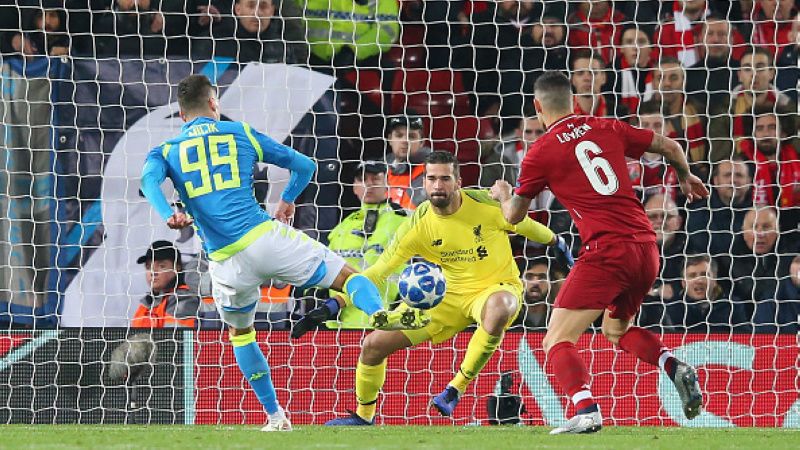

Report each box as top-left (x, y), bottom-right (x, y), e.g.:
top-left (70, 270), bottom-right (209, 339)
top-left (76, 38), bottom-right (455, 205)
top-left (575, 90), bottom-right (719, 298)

top-left (141, 117), bottom-right (315, 261)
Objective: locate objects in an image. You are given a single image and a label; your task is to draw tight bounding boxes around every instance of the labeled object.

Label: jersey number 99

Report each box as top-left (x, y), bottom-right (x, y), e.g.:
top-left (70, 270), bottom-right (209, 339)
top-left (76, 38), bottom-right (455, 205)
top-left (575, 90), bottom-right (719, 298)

top-left (179, 134), bottom-right (240, 198)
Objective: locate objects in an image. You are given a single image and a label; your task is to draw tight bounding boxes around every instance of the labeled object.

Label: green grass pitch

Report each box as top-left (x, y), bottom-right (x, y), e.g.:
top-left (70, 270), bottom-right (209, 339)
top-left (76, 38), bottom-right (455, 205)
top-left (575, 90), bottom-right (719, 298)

top-left (5, 425), bottom-right (799, 449)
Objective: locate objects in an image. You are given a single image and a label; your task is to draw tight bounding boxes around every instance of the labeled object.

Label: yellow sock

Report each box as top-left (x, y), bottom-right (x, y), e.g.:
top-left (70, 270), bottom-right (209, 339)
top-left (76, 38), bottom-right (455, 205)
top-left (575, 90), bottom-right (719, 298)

top-left (450, 326), bottom-right (503, 393)
top-left (355, 359), bottom-right (387, 421)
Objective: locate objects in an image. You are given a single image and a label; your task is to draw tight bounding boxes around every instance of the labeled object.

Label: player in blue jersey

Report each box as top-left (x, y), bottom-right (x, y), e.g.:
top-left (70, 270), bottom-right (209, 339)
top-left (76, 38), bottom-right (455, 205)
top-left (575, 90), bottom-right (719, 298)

top-left (140, 74), bottom-right (429, 431)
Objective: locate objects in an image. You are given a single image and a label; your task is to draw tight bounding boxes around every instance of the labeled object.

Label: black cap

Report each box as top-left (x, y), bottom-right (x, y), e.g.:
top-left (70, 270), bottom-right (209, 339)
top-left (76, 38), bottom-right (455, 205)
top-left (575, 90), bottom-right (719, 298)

top-left (137, 240), bottom-right (182, 265)
top-left (356, 160), bottom-right (388, 175)
top-left (388, 115), bottom-right (424, 132)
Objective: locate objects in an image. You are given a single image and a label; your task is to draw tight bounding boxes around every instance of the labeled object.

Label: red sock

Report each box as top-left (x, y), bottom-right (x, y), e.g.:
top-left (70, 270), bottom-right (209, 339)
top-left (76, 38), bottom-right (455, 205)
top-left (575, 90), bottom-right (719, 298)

top-left (618, 327), bottom-right (676, 375)
top-left (547, 342), bottom-right (595, 412)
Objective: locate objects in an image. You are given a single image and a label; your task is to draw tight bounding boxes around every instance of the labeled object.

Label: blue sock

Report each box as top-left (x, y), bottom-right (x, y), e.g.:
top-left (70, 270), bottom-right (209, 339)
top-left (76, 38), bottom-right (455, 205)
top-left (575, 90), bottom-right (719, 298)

top-left (323, 298), bottom-right (341, 315)
top-left (231, 331), bottom-right (279, 415)
top-left (344, 274), bottom-right (382, 316)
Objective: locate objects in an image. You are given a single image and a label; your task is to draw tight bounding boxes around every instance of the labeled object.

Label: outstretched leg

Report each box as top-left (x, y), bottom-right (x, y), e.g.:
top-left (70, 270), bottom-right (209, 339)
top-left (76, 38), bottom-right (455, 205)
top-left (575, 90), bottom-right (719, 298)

top-left (603, 312), bottom-right (702, 419)
top-left (542, 307), bottom-right (605, 434)
top-left (434, 290), bottom-right (518, 416)
top-left (325, 330), bottom-right (414, 425)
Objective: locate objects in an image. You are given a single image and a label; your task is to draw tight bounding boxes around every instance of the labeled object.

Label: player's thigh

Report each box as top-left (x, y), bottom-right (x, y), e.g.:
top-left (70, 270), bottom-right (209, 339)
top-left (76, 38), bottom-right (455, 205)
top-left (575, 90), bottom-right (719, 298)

top-left (543, 307), bottom-right (604, 352)
top-left (244, 220), bottom-right (346, 289)
top-left (469, 283), bottom-right (522, 331)
top-left (397, 294), bottom-right (472, 346)
top-left (607, 242), bottom-right (660, 321)
top-left (209, 259), bottom-right (261, 329)
top-left (361, 330), bottom-right (414, 364)
top-left (554, 256), bottom-right (625, 312)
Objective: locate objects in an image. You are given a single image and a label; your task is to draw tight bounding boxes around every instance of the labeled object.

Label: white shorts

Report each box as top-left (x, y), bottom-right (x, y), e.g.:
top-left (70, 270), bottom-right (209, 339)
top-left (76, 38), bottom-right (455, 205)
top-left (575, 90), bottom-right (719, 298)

top-left (208, 220), bottom-right (345, 329)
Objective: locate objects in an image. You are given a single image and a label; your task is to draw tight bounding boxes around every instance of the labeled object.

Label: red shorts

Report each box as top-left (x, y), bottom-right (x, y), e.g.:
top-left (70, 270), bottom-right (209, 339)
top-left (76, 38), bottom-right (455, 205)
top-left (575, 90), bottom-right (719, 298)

top-left (554, 239), bottom-right (659, 320)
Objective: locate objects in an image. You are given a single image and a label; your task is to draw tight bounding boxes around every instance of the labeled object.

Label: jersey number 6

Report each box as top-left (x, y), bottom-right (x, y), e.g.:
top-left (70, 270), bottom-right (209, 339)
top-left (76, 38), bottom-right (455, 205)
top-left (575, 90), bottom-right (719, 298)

top-left (575, 140), bottom-right (619, 196)
top-left (179, 134), bottom-right (241, 198)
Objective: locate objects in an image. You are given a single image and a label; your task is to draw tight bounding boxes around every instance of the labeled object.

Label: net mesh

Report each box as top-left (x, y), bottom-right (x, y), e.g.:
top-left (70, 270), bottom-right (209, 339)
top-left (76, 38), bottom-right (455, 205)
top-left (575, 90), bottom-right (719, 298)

top-left (0, 0), bottom-right (798, 426)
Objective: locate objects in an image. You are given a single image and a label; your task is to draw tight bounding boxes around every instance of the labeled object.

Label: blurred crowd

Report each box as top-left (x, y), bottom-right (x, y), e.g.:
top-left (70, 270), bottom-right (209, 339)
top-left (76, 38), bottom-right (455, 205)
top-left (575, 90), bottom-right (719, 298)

top-left (0, 0), bottom-right (798, 332)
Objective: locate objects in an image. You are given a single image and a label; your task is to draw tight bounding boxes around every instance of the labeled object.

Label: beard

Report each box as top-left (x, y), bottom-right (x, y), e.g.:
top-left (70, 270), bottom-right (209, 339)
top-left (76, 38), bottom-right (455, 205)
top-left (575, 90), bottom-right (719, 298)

top-left (429, 192), bottom-right (452, 208)
top-left (758, 140), bottom-right (778, 155)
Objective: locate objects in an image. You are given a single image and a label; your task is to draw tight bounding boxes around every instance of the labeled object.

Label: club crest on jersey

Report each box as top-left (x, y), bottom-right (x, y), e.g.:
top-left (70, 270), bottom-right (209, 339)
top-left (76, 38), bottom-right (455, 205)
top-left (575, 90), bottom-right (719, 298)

top-left (555, 123), bottom-right (592, 144)
top-left (473, 224), bottom-right (483, 243)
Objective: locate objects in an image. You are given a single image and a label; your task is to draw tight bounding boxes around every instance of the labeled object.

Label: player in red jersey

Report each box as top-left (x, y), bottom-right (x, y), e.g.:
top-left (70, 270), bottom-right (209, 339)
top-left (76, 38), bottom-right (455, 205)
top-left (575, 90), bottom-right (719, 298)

top-left (492, 71), bottom-right (710, 434)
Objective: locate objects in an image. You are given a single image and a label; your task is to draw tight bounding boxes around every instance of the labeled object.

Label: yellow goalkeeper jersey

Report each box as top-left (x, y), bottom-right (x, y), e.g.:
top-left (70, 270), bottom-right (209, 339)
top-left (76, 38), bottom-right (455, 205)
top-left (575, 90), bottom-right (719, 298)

top-left (363, 189), bottom-right (555, 298)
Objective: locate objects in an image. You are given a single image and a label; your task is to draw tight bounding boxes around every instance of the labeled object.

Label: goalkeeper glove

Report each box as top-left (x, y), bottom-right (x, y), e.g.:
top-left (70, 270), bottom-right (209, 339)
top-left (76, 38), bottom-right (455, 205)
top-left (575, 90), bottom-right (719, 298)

top-left (553, 235), bottom-right (575, 269)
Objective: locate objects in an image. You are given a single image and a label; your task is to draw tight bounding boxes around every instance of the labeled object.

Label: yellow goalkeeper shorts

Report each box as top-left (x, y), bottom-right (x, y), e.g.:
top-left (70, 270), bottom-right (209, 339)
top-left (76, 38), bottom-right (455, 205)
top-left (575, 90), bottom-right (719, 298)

top-left (398, 281), bottom-right (522, 345)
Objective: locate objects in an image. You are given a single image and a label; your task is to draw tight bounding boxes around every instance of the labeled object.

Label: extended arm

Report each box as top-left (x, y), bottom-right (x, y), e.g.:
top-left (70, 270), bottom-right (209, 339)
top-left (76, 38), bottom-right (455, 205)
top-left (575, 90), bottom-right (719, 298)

top-left (490, 180), bottom-right (532, 225)
top-left (647, 133), bottom-right (709, 203)
top-left (243, 122), bottom-right (316, 222)
top-left (141, 150), bottom-right (193, 229)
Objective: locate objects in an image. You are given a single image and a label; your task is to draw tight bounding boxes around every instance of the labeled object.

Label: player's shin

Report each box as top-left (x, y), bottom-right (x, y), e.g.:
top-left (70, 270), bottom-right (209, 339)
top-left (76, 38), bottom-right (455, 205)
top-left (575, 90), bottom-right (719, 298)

top-left (344, 274), bottom-right (383, 316)
top-left (355, 359), bottom-right (387, 421)
top-left (548, 341), bottom-right (597, 413)
top-left (617, 326), bottom-right (678, 380)
top-left (450, 326), bottom-right (503, 393)
top-left (231, 330), bottom-right (283, 416)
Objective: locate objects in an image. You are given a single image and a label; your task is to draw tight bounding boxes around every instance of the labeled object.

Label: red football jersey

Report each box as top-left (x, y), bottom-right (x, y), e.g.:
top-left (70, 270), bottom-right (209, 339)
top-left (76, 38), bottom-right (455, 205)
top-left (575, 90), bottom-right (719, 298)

top-left (516, 115), bottom-right (656, 245)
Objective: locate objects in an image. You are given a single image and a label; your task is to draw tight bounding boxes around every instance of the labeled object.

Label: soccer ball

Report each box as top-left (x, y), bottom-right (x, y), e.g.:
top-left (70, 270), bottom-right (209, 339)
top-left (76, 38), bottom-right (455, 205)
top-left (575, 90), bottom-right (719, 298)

top-left (398, 262), bottom-right (446, 309)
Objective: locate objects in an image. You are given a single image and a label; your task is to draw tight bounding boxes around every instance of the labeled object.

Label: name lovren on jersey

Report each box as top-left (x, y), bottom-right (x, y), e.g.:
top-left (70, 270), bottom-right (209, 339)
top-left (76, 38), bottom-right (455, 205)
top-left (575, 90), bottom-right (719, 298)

top-left (555, 123), bottom-right (593, 144)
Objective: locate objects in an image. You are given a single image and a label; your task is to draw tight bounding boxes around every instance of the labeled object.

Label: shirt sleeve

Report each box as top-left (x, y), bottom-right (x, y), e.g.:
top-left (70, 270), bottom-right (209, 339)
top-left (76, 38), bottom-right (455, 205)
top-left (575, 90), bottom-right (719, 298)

top-left (362, 214), bottom-right (420, 288)
top-left (514, 143), bottom-right (548, 199)
top-left (615, 120), bottom-right (655, 160)
top-left (503, 216), bottom-right (555, 245)
top-left (241, 122), bottom-right (316, 203)
top-left (141, 146), bottom-right (175, 221)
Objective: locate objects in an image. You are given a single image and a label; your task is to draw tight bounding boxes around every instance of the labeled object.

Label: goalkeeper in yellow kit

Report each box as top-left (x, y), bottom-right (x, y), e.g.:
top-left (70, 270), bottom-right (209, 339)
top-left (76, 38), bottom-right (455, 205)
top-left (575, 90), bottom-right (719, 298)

top-left (298, 151), bottom-right (573, 425)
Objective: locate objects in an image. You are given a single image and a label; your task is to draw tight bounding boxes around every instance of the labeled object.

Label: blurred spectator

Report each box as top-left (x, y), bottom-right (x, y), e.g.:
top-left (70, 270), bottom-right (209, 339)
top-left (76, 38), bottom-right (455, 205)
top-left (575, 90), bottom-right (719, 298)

top-left (664, 255), bottom-right (749, 333)
top-left (479, 106), bottom-right (543, 188)
top-left (570, 50), bottom-right (623, 118)
top-left (738, 105), bottom-right (800, 231)
top-left (385, 115), bottom-right (430, 210)
top-left (513, 257), bottom-right (554, 330)
top-left (645, 193), bottom-right (687, 290)
top-left (132, 241), bottom-right (199, 328)
top-left (92, 0), bottom-right (192, 57)
top-left (469, 0), bottom-right (538, 118)
top-left (691, 13), bottom-right (748, 162)
top-left (730, 47), bottom-right (791, 140)
top-left (192, 0), bottom-right (307, 64)
top-left (775, 11), bottom-right (799, 102)
top-left (627, 101), bottom-right (678, 201)
top-left (529, 15), bottom-right (569, 73)
top-left (751, 0), bottom-right (797, 56)
top-left (728, 207), bottom-right (796, 306)
top-left (6, 8), bottom-right (69, 58)
top-left (686, 13), bottom-right (742, 114)
top-left (325, 161), bottom-right (407, 328)
top-left (566, 0), bottom-right (627, 65)
top-left (752, 254), bottom-right (800, 333)
top-left (651, 56), bottom-right (708, 179)
top-left (613, 25), bottom-right (654, 113)
top-left (686, 155), bottom-right (754, 257)
top-left (302, 0), bottom-right (399, 67)
top-left (654, 0), bottom-right (708, 67)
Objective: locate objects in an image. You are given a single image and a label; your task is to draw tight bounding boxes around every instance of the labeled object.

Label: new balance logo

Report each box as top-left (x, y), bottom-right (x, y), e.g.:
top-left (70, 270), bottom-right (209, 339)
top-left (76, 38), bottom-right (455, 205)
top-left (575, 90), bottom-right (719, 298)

top-left (476, 245), bottom-right (488, 259)
top-left (431, 239), bottom-right (443, 246)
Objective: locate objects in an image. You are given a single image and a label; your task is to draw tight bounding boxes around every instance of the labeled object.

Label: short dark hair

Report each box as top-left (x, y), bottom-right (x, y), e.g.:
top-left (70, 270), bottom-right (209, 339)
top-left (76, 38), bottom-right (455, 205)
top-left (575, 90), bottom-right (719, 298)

top-left (178, 74), bottom-right (214, 113)
top-left (657, 55), bottom-right (683, 68)
top-left (637, 100), bottom-right (662, 116)
top-left (424, 150), bottom-right (460, 178)
top-left (753, 103), bottom-right (797, 138)
top-left (742, 46), bottom-right (774, 65)
top-left (712, 153), bottom-right (753, 178)
top-left (683, 254), bottom-right (718, 277)
top-left (534, 71), bottom-right (573, 112)
top-left (570, 49), bottom-right (606, 70)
